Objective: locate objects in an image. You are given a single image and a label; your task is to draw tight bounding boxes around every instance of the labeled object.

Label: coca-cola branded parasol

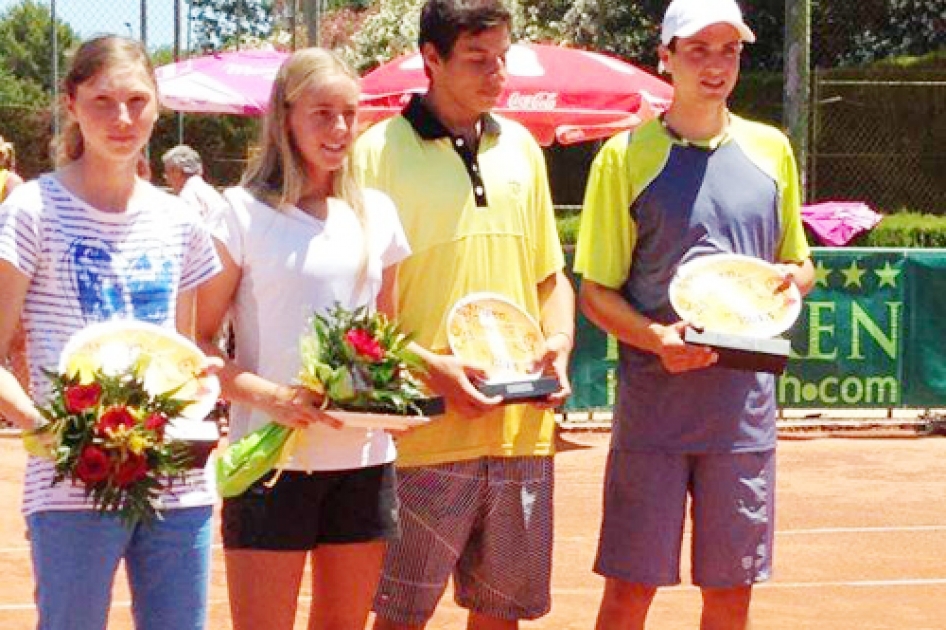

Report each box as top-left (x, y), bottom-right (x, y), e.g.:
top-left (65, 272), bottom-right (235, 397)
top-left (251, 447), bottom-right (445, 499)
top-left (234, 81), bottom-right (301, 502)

top-left (359, 43), bottom-right (673, 145)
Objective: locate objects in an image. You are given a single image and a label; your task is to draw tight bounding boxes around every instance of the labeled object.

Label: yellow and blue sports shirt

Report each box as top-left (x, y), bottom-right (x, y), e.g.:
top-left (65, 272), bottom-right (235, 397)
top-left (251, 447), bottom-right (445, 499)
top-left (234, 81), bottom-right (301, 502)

top-left (353, 96), bottom-right (565, 467)
top-left (575, 114), bottom-right (810, 453)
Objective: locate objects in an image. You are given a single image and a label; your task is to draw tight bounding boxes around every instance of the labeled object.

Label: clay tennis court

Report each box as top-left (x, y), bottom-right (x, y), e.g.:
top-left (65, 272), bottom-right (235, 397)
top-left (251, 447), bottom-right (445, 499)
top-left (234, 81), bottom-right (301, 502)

top-left (1, 429), bottom-right (944, 629)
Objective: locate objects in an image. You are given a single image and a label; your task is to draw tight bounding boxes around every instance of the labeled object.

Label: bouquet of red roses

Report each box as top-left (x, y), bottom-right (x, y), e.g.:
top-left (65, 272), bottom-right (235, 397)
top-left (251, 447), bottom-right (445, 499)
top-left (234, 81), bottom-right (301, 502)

top-left (26, 361), bottom-right (195, 526)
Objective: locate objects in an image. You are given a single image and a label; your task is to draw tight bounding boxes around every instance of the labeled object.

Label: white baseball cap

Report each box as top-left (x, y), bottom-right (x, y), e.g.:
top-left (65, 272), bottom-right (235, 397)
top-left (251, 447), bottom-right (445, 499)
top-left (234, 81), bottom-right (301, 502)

top-left (661, 0), bottom-right (756, 45)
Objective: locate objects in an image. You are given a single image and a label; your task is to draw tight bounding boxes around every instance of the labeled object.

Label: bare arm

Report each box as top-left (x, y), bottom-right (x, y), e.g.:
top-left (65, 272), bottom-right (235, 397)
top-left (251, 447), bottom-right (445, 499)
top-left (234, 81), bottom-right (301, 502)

top-left (578, 279), bottom-right (716, 374)
top-left (377, 264), bottom-right (399, 320)
top-left (0, 261), bottom-right (41, 429)
top-left (176, 287), bottom-right (196, 339)
top-left (536, 270), bottom-right (575, 405)
top-left (194, 242), bottom-right (340, 430)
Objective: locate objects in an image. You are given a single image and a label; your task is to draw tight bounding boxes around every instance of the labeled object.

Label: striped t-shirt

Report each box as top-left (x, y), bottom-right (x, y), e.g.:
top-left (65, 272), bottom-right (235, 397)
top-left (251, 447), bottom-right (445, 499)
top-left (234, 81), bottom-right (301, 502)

top-left (0, 174), bottom-right (221, 515)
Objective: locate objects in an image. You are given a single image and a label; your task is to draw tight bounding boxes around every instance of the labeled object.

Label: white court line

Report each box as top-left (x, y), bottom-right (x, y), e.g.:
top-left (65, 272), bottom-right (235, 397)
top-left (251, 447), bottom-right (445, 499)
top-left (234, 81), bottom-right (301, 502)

top-left (554, 578), bottom-right (946, 596)
top-left (2, 526), bottom-right (946, 554)
top-left (777, 525), bottom-right (946, 536)
top-left (555, 524), bottom-right (946, 545)
top-left (0, 542), bottom-right (226, 554)
top-left (5, 579), bottom-right (946, 612)
top-left (0, 597), bottom-right (245, 612)
top-left (2, 526), bottom-right (946, 612)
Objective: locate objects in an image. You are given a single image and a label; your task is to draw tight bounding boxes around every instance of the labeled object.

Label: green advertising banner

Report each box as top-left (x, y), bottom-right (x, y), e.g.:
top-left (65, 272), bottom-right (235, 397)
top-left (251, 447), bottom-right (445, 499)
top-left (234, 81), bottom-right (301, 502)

top-left (566, 248), bottom-right (946, 411)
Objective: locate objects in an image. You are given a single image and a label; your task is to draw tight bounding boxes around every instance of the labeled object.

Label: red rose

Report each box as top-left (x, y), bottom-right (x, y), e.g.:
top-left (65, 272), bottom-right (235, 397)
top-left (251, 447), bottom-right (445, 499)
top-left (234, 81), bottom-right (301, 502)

top-left (75, 446), bottom-right (110, 484)
top-left (114, 454), bottom-right (148, 487)
top-left (345, 328), bottom-right (384, 362)
top-left (97, 406), bottom-right (135, 436)
top-left (64, 383), bottom-right (102, 414)
top-left (144, 412), bottom-right (168, 438)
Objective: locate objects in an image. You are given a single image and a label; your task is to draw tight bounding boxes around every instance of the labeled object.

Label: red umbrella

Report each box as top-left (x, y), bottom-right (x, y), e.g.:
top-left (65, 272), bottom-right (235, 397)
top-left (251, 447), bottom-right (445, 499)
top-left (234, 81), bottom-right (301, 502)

top-left (156, 50), bottom-right (289, 116)
top-left (359, 43), bottom-right (673, 145)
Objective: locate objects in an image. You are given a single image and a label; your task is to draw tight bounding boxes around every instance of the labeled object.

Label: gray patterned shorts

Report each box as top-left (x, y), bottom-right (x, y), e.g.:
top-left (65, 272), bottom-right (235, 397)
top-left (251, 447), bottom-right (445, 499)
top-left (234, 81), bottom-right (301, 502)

top-left (373, 456), bottom-right (554, 625)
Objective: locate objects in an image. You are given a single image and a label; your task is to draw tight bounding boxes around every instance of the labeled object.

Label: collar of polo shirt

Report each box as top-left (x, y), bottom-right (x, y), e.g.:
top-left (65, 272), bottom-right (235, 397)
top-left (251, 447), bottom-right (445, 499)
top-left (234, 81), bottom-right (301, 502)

top-left (401, 95), bottom-right (500, 207)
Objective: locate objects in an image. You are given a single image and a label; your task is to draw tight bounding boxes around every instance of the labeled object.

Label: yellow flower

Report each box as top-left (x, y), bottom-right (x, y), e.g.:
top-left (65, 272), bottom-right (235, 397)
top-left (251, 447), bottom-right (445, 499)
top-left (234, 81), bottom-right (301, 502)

top-left (127, 433), bottom-right (152, 455)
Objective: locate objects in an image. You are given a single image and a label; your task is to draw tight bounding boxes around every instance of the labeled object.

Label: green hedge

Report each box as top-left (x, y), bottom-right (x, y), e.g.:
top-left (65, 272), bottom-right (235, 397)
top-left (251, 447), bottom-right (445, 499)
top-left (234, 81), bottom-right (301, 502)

top-left (850, 212), bottom-right (946, 248)
top-left (557, 210), bottom-right (946, 249)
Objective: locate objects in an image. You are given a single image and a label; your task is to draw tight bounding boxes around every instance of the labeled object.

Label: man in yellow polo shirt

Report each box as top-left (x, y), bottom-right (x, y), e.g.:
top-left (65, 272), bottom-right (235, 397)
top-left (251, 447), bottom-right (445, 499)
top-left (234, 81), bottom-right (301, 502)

top-left (353, 1), bottom-right (574, 628)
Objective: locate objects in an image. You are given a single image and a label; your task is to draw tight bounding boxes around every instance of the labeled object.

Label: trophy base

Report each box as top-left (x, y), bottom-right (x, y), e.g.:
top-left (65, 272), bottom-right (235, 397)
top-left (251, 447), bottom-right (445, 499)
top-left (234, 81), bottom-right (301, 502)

top-left (411, 396), bottom-right (446, 417)
top-left (477, 376), bottom-right (561, 402)
top-left (166, 421), bottom-right (220, 468)
top-left (683, 328), bottom-right (790, 374)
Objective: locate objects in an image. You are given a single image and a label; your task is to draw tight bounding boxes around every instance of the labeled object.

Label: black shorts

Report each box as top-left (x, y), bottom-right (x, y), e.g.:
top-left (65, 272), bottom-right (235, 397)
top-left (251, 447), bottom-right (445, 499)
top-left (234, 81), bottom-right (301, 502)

top-left (222, 463), bottom-right (399, 551)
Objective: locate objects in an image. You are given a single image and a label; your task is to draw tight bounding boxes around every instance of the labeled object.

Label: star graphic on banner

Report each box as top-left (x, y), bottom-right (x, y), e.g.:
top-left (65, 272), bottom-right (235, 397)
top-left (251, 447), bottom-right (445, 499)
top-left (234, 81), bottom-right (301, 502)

top-left (874, 261), bottom-right (901, 288)
top-left (841, 260), bottom-right (866, 288)
top-left (813, 261), bottom-right (833, 288)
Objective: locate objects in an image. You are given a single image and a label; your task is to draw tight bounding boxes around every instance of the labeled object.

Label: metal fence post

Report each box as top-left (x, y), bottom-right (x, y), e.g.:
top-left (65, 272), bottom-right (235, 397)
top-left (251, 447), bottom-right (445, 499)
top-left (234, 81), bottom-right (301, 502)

top-left (51, 0), bottom-right (59, 139)
top-left (140, 0), bottom-right (147, 48)
top-left (784, 0), bottom-right (811, 201)
top-left (304, 0), bottom-right (321, 47)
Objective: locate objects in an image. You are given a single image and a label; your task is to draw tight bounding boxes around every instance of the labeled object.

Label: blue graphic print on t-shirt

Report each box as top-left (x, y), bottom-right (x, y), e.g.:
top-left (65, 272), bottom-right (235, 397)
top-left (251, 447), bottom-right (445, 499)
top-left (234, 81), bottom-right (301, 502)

top-left (65, 236), bottom-right (175, 325)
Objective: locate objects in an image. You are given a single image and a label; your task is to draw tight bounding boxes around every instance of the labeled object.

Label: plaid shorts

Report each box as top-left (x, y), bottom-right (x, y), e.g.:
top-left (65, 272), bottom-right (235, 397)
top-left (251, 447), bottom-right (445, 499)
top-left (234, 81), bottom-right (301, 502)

top-left (373, 456), bottom-right (554, 625)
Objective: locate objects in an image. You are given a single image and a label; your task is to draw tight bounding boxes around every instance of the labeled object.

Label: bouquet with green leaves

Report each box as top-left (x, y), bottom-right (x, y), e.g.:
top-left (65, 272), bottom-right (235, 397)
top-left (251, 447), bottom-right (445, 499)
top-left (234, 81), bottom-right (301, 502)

top-left (26, 362), bottom-right (194, 526)
top-left (217, 304), bottom-right (434, 498)
top-left (297, 303), bottom-right (427, 414)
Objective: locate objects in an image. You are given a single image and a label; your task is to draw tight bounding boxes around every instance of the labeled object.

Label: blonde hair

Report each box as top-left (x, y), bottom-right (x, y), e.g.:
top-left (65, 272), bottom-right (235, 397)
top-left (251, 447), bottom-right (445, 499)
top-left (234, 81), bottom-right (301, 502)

top-left (242, 48), bottom-right (365, 226)
top-left (0, 135), bottom-right (13, 170)
top-left (57, 35), bottom-right (157, 167)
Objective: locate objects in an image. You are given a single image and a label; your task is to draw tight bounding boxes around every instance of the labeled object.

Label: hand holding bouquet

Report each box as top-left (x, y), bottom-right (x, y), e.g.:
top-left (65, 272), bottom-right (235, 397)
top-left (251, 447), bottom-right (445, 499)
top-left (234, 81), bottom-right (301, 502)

top-left (26, 361), bottom-right (195, 526)
top-left (297, 303), bottom-right (427, 414)
top-left (217, 304), bottom-right (440, 498)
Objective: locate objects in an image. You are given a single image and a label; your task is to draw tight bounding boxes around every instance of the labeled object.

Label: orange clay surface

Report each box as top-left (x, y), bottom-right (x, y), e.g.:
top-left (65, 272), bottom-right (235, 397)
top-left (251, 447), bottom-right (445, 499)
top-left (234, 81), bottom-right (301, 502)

top-left (0, 431), bottom-right (944, 629)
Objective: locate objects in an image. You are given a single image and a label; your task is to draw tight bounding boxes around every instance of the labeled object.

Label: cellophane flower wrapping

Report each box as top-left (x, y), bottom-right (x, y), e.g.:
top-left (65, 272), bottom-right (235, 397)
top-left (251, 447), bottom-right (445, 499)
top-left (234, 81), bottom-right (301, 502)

top-left (216, 304), bottom-right (429, 498)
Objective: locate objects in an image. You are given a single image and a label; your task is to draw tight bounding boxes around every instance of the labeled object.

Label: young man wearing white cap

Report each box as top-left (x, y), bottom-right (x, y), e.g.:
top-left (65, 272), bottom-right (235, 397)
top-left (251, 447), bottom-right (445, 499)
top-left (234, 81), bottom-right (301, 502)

top-left (575, 1), bottom-right (815, 628)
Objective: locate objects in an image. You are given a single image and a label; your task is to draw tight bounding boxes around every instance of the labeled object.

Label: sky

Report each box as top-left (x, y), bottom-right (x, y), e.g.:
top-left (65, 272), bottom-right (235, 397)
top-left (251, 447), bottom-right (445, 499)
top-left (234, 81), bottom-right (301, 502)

top-left (0, 0), bottom-right (187, 50)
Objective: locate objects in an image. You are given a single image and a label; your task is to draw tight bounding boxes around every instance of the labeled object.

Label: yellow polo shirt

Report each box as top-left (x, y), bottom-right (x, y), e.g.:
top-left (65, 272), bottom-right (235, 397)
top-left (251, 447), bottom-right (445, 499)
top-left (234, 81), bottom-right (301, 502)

top-left (353, 97), bottom-right (564, 467)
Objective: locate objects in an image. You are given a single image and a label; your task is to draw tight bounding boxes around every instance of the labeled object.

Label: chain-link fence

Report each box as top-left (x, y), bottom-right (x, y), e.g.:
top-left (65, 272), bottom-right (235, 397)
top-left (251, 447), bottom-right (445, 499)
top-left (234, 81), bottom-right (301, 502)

top-left (808, 1), bottom-right (946, 214)
top-left (0, 1), bottom-right (314, 187)
top-left (812, 75), bottom-right (946, 213)
top-left (1, 1), bottom-right (945, 204)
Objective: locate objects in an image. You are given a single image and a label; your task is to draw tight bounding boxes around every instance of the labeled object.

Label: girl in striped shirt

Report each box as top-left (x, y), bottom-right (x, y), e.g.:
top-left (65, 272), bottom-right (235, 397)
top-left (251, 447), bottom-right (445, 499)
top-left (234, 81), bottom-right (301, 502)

top-left (0, 36), bottom-right (220, 630)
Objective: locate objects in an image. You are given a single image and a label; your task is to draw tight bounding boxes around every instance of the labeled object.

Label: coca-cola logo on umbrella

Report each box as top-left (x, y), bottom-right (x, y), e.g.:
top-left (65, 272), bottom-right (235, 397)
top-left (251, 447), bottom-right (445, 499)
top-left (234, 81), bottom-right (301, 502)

top-left (505, 92), bottom-right (559, 111)
top-left (359, 43), bottom-right (673, 145)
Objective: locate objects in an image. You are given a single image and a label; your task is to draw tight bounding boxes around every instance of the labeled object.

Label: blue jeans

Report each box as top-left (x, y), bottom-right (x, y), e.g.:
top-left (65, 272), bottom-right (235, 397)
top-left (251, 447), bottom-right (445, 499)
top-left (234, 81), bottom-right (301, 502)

top-left (27, 507), bottom-right (213, 630)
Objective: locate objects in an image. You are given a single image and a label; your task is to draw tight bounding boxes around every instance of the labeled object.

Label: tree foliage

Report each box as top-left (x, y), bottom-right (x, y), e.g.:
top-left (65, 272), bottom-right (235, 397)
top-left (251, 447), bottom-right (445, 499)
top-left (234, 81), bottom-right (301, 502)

top-left (339, 0), bottom-right (423, 73)
top-left (556, 1), bottom-right (661, 68)
top-left (0, 0), bottom-right (79, 179)
top-left (331, 0), bottom-right (945, 75)
top-left (0, 0), bottom-right (79, 92)
top-left (188, 0), bottom-right (275, 50)
top-left (830, 0), bottom-right (946, 66)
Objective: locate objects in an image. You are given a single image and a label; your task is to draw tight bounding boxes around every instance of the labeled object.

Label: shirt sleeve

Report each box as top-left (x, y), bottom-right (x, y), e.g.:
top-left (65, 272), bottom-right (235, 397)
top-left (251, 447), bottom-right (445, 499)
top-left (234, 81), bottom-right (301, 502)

top-left (178, 184), bottom-right (202, 217)
top-left (775, 137), bottom-right (812, 263)
top-left (180, 216), bottom-right (222, 292)
top-left (0, 183), bottom-right (42, 278)
top-left (211, 188), bottom-right (250, 268)
top-left (574, 132), bottom-right (637, 289)
top-left (365, 188), bottom-right (411, 268)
